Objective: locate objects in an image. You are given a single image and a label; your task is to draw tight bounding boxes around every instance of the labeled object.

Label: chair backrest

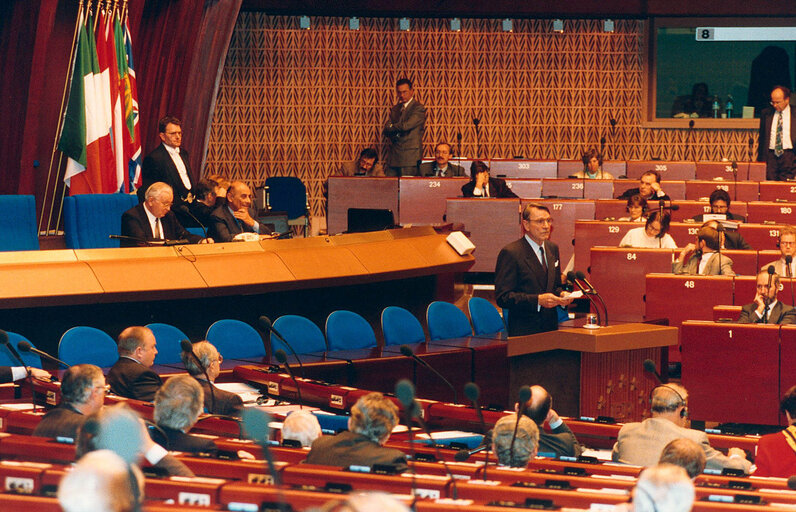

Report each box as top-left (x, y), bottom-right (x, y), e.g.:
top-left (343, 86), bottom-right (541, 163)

top-left (381, 306), bottom-right (425, 345)
top-left (426, 301), bottom-right (473, 340)
top-left (63, 193), bottom-right (139, 249)
top-left (205, 319), bottom-right (265, 360)
top-left (146, 323), bottom-right (189, 365)
top-left (0, 332), bottom-right (42, 368)
top-left (0, 195), bottom-right (39, 251)
top-left (468, 297), bottom-right (506, 336)
top-left (58, 326), bottom-right (119, 367)
top-left (271, 315), bottom-right (327, 355)
top-left (325, 310), bottom-right (377, 351)
top-left (265, 177), bottom-right (307, 220)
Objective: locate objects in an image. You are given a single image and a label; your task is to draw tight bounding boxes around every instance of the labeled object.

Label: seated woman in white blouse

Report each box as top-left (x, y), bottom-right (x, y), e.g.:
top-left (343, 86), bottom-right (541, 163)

top-left (617, 194), bottom-right (647, 222)
top-left (619, 211), bottom-right (677, 249)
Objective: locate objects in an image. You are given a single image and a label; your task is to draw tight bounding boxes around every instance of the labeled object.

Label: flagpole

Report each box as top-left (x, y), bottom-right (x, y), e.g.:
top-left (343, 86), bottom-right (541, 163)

top-left (41, 0), bottom-right (86, 236)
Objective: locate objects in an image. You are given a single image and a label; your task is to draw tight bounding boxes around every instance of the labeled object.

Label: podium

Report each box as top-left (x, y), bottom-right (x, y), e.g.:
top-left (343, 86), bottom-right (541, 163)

top-left (507, 323), bottom-right (677, 422)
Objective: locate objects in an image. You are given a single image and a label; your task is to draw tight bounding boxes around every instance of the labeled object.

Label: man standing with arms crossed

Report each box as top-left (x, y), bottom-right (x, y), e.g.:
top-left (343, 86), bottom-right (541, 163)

top-left (384, 78), bottom-right (426, 176)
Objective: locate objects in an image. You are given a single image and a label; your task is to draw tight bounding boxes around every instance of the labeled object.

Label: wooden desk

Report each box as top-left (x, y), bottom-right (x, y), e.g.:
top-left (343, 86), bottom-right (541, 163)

top-left (685, 180), bottom-right (759, 202)
top-left (626, 161), bottom-right (695, 180)
top-left (327, 176), bottom-right (399, 234)
top-left (399, 177), bottom-right (468, 225)
top-left (445, 198), bottom-right (521, 272)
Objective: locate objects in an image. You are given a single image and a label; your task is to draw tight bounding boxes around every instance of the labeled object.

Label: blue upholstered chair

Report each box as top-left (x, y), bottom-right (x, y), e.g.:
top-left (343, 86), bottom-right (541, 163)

top-left (58, 326), bottom-right (118, 367)
top-left (146, 323), bottom-right (190, 365)
top-left (205, 319), bottom-right (266, 360)
top-left (271, 315), bottom-right (327, 354)
top-left (63, 193), bottom-right (139, 249)
top-left (381, 306), bottom-right (425, 346)
top-left (265, 176), bottom-right (309, 236)
top-left (468, 297), bottom-right (506, 336)
top-left (0, 331), bottom-right (43, 369)
top-left (426, 301), bottom-right (473, 340)
top-left (325, 310), bottom-right (377, 351)
top-left (0, 195), bottom-right (39, 251)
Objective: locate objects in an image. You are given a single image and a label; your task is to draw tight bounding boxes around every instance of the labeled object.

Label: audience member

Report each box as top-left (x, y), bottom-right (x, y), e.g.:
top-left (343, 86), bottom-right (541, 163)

top-left (617, 170), bottom-right (670, 201)
top-left (519, 385), bottom-right (582, 457)
top-left (306, 392), bottom-right (407, 470)
top-left (121, 182), bottom-right (210, 247)
top-left (755, 385), bottom-right (796, 477)
top-left (612, 384), bottom-right (751, 472)
top-left (107, 326), bottom-right (162, 402)
top-left (738, 270), bottom-right (796, 324)
top-left (658, 438), bottom-right (706, 478)
top-left (759, 85), bottom-right (796, 181)
top-left (419, 142), bottom-right (465, 177)
top-left (153, 375), bottom-right (217, 454)
top-left (701, 219), bottom-right (751, 250)
top-left (617, 194), bottom-right (647, 222)
top-left (139, 116), bottom-right (194, 211)
top-left (34, 364), bottom-right (105, 441)
top-left (631, 463), bottom-right (694, 512)
top-left (339, 148), bottom-right (385, 177)
top-left (673, 225), bottom-right (734, 275)
top-left (187, 178), bottom-right (219, 227)
top-left (692, 189), bottom-right (746, 223)
top-left (619, 211), bottom-right (677, 249)
top-left (181, 340), bottom-right (243, 416)
top-left (205, 174), bottom-right (230, 203)
top-left (383, 78), bottom-right (426, 176)
top-left (209, 180), bottom-right (273, 242)
top-left (461, 160), bottom-right (517, 198)
top-left (492, 414), bottom-right (539, 468)
top-left (58, 449), bottom-right (137, 512)
top-left (570, 149), bottom-right (613, 179)
top-left (282, 410), bottom-right (323, 447)
top-left (761, 225), bottom-right (796, 277)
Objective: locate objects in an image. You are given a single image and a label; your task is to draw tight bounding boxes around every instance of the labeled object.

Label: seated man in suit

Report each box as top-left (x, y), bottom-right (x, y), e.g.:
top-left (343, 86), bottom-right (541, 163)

top-left (209, 181), bottom-right (274, 242)
top-left (701, 219), bottom-right (751, 251)
top-left (181, 341), bottom-right (242, 416)
top-left (738, 269), bottom-right (796, 324)
top-left (107, 326), bottom-right (162, 402)
top-left (121, 182), bottom-right (211, 247)
top-left (419, 142), bottom-right (465, 177)
top-left (692, 189), bottom-right (746, 223)
top-left (34, 364), bottom-right (105, 441)
top-left (617, 170), bottom-right (670, 202)
top-left (339, 148), bottom-right (385, 177)
top-left (761, 225), bottom-right (796, 277)
top-left (612, 384), bottom-right (751, 472)
top-left (492, 414), bottom-right (539, 468)
top-left (461, 160), bottom-right (517, 198)
top-left (305, 392), bottom-right (407, 471)
top-left (153, 375), bottom-right (217, 455)
top-left (659, 438), bottom-right (706, 479)
top-left (632, 464), bottom-right (694, 512)
top-left (672, 225), bottom-right (734, 275)
top-left (519, 385), bottom-right (583, 457)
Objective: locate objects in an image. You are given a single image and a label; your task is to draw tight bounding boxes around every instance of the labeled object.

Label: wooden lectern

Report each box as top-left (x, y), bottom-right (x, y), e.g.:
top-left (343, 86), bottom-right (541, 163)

top-left (507, 323), bottom-right (677, 422)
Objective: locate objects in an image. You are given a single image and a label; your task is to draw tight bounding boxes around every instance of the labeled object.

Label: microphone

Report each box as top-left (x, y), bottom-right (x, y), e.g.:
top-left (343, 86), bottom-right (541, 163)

top-left (764, 265), bottom-right (776, 323)
top-left (687, 119), bottom-right (696, 165)
top-left (241, 407), bottom-right (287, 511)
top-left (274, 349), bottom-right (302, 409)
top-left (568, 271), bottom-right (602, 326)
top-left (258, 316), bottom-right (303, 377)
top-left (509, 386), bottom-right (532, 464)
top-left (0, 330), bottom-right (36, 413)
top-left (180, 339), bottom-right (216, 413)
top-left (109, 234), bottom-right (188, 246)
top-left (786, 256), bottom-right (794, 307)
top-left (18, 341), bottom-right (70, 368)
top-left (731, 161), bottom-right (738, 202)
top-left (454, 441), bottom-right (491, 462)
top-left (400, 345), bottom-right (458, 404)
top-left (177, 204), bottom-right (208, 240)
top-left (395, 379), bottom-right (420, 509)
top-left (464, 382), bottom-right (489, 480)
top-left (643, 358), bottom-right (664, 384)
top-left (787, 475), bottom-right (796, 490)
top-left (576, 270), bottom-right (609, 326)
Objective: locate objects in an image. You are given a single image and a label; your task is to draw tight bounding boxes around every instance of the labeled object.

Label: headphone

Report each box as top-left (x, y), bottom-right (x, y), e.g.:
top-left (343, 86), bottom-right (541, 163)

top-left (650, 384), bottom-right (688, 418)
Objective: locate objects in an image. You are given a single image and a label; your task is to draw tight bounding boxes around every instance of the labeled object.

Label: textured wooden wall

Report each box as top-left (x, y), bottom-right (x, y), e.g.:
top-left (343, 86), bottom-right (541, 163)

top-left (206, 15), bottom-right (758, 218)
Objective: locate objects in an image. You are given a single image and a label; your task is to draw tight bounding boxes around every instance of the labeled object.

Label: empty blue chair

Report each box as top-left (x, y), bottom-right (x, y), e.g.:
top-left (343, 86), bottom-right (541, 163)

top-left (58, 326), bottom-right (118, 367)
top-left (271, 315), bottom-right (327, 354)
top-left (265, 176), bottom-right (309, 236)
top-left (468, 297), bottom-right (506, 336)
top-left (0, 332), bottom-right (43, 369)
top-left (63, 193), bottom-right (139, 249)
top-left (325, 310), bottom-right (377, 351)
top-left (381, 306), bottom-right (425, 346)
top-left (146, 323), bottom-right (189, 365)
top-left (426, 301), bottom-right (473, 340)
top-left (205, 319), bottom-right (265, 360)
top-left (0, 195), bottom-right (39, 251)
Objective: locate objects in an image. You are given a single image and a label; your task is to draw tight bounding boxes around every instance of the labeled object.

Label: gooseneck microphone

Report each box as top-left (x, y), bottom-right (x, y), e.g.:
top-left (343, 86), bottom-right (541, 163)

top-left (0, 330), bottom-right (36, 412)
top-left (400, 345), bottom-right (458, 404)
top-left (241, 407), bottom-right (287, 512)
top-left (464, 382), bottom-right (490, 480)
top-left (765, 265), bottom-right (776, 323)
top-left (274, 349), bottom-right (302, 409)
top-left (786, 255), bottom-right (795, 307)
top-left (509, 386), bottom-right (532, 464)
top-left (180, 339), bottom-right (216, 414)
top-left (18, 341), bottom-right (70, 368)
top-left (258, 316), bottom-right (303, 377)
top-left (177, 204), bottom-right (208, 240)
top-left (643, 358), bottom-right (664, 384)
top-left (576, 271), bottom-right (608, 326)
top-left (567, 271), bottom-right (602, 326)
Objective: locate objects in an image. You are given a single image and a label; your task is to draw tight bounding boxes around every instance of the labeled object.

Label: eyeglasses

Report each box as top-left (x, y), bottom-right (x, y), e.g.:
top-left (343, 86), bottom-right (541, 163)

top-left (214, 355), bottom-right (223, 364)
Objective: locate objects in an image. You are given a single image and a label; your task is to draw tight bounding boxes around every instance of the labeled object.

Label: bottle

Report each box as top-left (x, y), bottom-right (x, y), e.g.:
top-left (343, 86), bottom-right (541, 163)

top-left (712, 97), bottom-right (720, 118)
top-left (725, 96), bottom-right (733, 119)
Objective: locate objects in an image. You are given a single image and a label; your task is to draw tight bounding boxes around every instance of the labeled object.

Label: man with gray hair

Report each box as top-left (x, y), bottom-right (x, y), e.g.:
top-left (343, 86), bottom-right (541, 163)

top-left (659, 438), bottom-right (706, 479)
top-left (519, 385), bottom-right (582, 457)
top-left (34, 364), bottom-right (106, 441)
top-left (107, 326), bottom-right (162, 402)
top-left (209, 180), bottom-right (273, 242)
top-left (181, 340), bottom-right (242, 416)
top-left (306, 392), bottom-right (407, 470)
top-left (632, 463), bottom-right (694, 512)
top-left (153, 375), bottom-right (216, 455)
top-left (282, 410), bottom-right (322, 447)
top-left (612, 384), bottom-right (751, 472)
top-left (121, 181), bottom-right (211, 247)
top-left (492, 414), bottom-right (539, 468)
top-left (58, 449), bottom-right (137, 512)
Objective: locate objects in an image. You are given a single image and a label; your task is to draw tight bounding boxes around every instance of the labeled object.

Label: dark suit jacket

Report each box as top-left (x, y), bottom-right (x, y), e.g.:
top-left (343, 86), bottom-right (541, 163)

top-left (120, 204), bottom-right (202, 247)
top-left (738, 301), bottom-right (796, 324)
top-left (196, 378), bottom-right (243, 417)
top-left (305, 431), bottom-right (408, 471)
top-left (384, 100), bottom-right (426, 169)
top-left (538, 422), bottom-right (584, 458)
top-left (617, 187), bottom-right (671, 202)
top-left (0, 366), bottom-right (13, 384)
top-left (140, 144), bottom-right (194, 202)
top-left (32, 403), bottom-right (85, 440)
top-left (758, 106), bottom-right (796, 161)
top-left (185, 201), bottom-right (214, 230)
top-left (461, 177), bottom-right (518, 198)
top-left (209, 204), bottom-right (270, 242)
top-left (495, 238), bottom-right (564, 336)
top-left (159, 426), bottom-right (218, 455)
top-left (107, 357), bottom-right (163, 402)
top-left (419, 161), bottom-right (466, 177)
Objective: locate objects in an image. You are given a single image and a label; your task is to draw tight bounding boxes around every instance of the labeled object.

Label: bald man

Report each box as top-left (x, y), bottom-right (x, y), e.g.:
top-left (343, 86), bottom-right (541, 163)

top-left (209, 181), bottom-right (274, 242)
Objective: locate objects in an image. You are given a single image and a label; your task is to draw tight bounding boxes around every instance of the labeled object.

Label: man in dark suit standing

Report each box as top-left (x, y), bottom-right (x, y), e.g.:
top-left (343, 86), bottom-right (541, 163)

top-left (33, 364), bottom-right (105, 440)
top-left (758, 86), bottom-right (796, 181)
top-left (139, 117), bottom-right (195, 213)
top-left (419, 142), bottom-right (465, 177)
top-left (383, 78), bottom-right (426, 176)
top-left (209, 181), bottom-right (273, 242)
top-left (107, 326), bottom-right (163, 402)
top-left (495, 203), bottom-right (573, 336)
top-left (181, 340), bottom-right (242, 417)
top-left (738, 270), bottom-right (796, 324)
top-left (121, 182), bottom-right (210, 247)
top-left (461, 160), bottom-right (518, 198)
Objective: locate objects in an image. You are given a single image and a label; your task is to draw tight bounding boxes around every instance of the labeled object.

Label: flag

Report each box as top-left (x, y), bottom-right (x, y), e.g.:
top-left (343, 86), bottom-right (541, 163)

top-left (94, 11), bottom-right (121, 192)
top-left (120, 15), bottom-right (142, 191)
top-left (99, 11), bottom-right (125, 192)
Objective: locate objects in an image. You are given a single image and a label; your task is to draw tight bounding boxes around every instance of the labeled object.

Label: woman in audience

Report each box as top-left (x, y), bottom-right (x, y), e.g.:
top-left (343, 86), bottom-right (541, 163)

top-left (619, 211), bottom-right (677, 249)
top-left (617, 194), bottom-right (647, 222)
top-left (571, 149), bottom-right (613, 179)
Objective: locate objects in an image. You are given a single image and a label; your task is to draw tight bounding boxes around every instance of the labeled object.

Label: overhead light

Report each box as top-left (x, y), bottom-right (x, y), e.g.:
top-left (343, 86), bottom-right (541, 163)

top-left (553, 19), bottom-right (564, 33)
top-left (299, 16), bottom-right (310, 29)
top-left (603, 19), bottom-right (615, 32)
top-left (399, 18), bottom-right (410, 31)
top-left (349, 17), bottom-right (360, 30)
top-left (450, 18), bottom-right (461, 32)
top-left (502, 18), bottom-right (513, 32)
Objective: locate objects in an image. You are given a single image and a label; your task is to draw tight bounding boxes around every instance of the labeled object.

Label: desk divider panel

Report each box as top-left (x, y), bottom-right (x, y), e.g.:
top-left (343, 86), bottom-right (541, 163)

top-left (746, 201), bottom-right (796, 224)
top-left (759, 181), bottom-right (796, 201)
top-left (626, 161), bottom-right (695, 180)
top-left (398, 177), bottom-right (468, 225)
top-left (504, 178), bottom-right (542, 198)
top-left (445, 198), bottom-right (521, 273)
top-left (327, 177), bottom-right (399, 235)
top-left (738, 224), bottom-right (785, 252)
top-left (685, 180), bottom-right (759, 202)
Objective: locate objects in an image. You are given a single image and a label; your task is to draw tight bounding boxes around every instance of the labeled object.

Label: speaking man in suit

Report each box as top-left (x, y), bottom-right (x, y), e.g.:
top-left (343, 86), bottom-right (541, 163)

top-left (209, 181), bottom-right (273, 242)
top-left (181, 341), bottom-right (242, 417)
top-left (107, 326), bottom-right (162, 402)
top-left (461, 160), bottom-right (518, 198)
top-left (33, 364), bottom-right (105, 441)
top-left (383, 78), bottom-right (426, 176)
top-left (758, 86), bottom-right (796, 181)
top-left (139, 117), bottom-right (195, 219)
top-left (419, 142), bottom-right (465, 177)
top-left (121, 182), bottom-right (210, 247)
top-left (738, 270), bottom-right (796, 324)
top-left (612, 384), bottom-right (751, 472)
top-left (495, 203), bottom-right (573, 336)
top-left (672, 225), bottom-right (734, 275)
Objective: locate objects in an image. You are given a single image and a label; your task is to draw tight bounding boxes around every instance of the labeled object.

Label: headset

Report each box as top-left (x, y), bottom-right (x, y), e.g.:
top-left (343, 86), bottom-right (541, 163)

top-left (650, 384), bottom-right (688, 418)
